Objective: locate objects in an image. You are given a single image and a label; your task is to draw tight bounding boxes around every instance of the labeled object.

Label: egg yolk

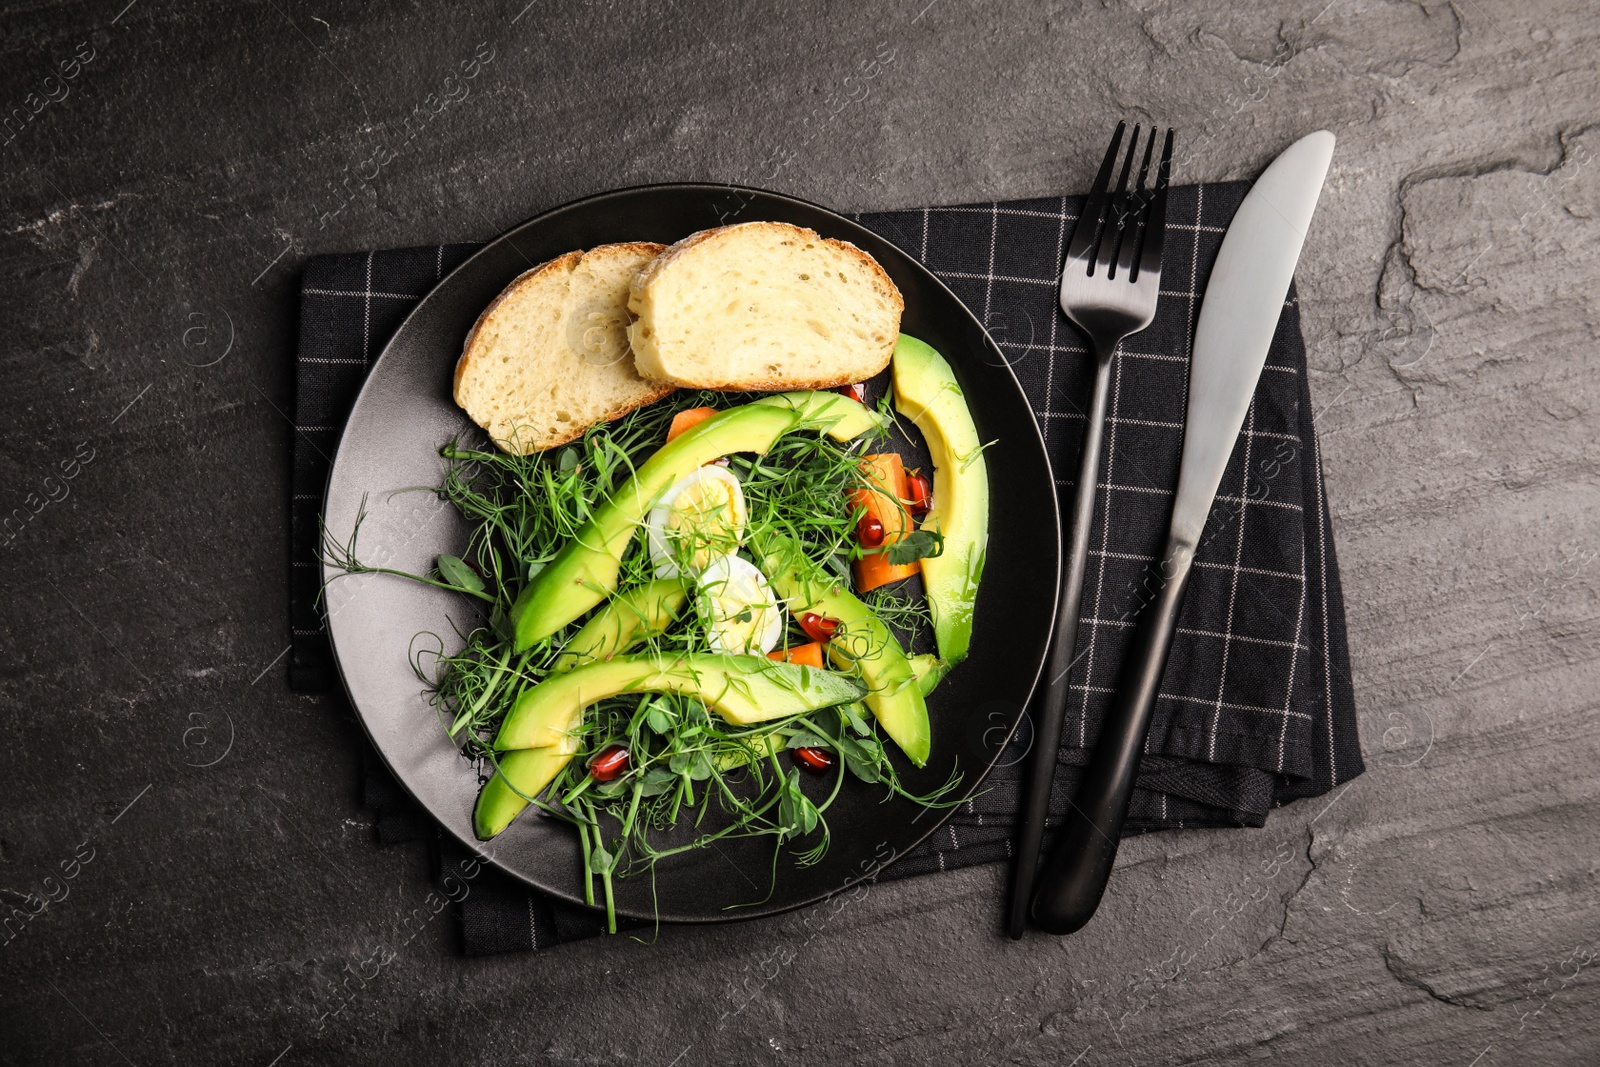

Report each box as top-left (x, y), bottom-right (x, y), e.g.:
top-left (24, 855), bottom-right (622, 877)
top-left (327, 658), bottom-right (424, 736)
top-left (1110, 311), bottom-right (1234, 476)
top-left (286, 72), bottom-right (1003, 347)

top-left (662, 477), bottom-right (744, 573)
top-left (703, 584), bottom-right (779, 654)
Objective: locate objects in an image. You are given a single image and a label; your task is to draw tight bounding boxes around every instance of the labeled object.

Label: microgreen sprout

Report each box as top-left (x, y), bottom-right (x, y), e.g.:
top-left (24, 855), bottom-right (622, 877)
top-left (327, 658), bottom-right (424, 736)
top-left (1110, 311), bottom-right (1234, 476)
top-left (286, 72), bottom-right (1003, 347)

top-left (321, 392), bottom-right (961, 931)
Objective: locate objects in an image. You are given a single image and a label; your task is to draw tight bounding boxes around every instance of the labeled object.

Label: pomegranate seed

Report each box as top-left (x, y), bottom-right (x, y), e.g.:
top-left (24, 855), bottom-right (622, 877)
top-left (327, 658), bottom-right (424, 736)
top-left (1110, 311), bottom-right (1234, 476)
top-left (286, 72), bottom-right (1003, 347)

top-left (839, 382), bottom-right (867, 404)
top-left (798, 612), bottom-right (840, 642)
top-left (711, 456), bottom-right (730, 467)
top-left (792, 746), bottom-right (834, 773)
top-left (587, 744), bottom-right (630, 782)
top-left (857, 514), bottom-right (885, 548)
top-left (905, 471), bottom-right (933, 518)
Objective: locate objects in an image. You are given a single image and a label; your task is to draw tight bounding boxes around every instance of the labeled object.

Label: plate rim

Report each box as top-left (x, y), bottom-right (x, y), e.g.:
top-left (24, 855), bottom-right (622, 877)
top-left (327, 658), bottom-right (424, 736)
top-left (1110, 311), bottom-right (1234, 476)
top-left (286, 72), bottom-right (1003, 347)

top-left (321, 180), bottom-right (1063, 923)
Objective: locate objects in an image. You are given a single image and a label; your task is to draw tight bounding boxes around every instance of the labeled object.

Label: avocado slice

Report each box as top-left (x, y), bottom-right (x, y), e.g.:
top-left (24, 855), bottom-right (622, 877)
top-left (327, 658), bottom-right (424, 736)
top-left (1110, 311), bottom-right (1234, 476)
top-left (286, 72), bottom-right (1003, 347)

top-left (494, 653), bottom-right (865, 750)
top-left (474, 743), bottom-right (578, 840)
top-left (754, 533), bottom-right (931, 767)
top-left (551, 577), bottom-right (689, 672)
top-left (476, 578), bottom-right (692, 839)
top-left (712, 732), bottom-right (783, 772)
top-left (509, 393), bottom-right (882, 650)
top-left (891, 334), bottom-right (990, 665)
top-left (750, 390), bottom-right (887, 441)
top-left (510, 404), bottom-right (798, 649)
top-left (909, 652), bottom-right (952, 697)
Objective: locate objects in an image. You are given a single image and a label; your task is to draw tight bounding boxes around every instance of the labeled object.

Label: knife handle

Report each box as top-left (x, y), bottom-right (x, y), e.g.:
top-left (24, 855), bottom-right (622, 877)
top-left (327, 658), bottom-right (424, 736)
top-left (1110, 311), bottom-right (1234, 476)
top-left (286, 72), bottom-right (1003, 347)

top-left (1030, 543), bottom-right (1193, 935)
top-left (1006, 355), bottom-right (1116, 939)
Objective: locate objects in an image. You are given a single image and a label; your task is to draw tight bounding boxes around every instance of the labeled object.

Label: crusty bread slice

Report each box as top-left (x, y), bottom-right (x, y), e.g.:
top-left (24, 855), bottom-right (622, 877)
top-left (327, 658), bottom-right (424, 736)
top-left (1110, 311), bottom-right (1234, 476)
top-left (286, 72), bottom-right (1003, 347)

top-left (453, 242), bottom-right (673, 454)
top-left (627, 221), bottom-right (903, 391)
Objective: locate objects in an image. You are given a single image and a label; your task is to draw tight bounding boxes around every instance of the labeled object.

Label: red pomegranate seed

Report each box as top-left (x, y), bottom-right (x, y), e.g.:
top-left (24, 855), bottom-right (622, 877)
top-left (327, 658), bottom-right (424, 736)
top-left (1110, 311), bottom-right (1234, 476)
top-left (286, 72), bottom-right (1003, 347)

top-left (905, 471), bottom-right (933, 518)
top-left (857, 514), bottom-right (886, 548)
top-left (839, 382), bottom-right (867, 404)
top-left (798, 612), bottom-right (840, 642)
top-left (587, 744), bottom-right (630, 782)
top-left (792, 746), bottom-right (834, 773)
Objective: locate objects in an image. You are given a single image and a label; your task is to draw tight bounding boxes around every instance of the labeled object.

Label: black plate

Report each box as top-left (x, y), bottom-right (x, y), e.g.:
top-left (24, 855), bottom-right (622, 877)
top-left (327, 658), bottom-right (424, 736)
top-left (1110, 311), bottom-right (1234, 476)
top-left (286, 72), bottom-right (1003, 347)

top-left (321, 184), bottom-right (1060, 922)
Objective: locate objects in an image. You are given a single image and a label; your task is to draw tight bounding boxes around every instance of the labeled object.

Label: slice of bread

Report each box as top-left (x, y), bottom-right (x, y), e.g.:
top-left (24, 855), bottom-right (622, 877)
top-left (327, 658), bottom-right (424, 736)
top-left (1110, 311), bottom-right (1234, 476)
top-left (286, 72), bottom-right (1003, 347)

top-left (453, 242), bottom-right (673, 453)
top-left (627, 222), bottom-right (903, 391)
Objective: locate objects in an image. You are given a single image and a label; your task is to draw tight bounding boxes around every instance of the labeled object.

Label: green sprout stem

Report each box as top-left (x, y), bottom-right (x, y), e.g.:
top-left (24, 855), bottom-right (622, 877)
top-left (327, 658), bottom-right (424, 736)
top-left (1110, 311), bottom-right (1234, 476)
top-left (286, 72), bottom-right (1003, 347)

top-left (321, 391), bottom-right (961, 928)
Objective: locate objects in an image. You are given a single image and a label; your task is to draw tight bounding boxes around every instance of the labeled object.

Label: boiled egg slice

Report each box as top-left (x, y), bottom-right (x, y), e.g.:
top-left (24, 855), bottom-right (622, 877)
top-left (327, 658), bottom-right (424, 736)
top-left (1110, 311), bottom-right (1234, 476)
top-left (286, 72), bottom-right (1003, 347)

top-left (697, 555), bottom-right (784, 655)
top-left (646, 465), bottom-right (748, 578)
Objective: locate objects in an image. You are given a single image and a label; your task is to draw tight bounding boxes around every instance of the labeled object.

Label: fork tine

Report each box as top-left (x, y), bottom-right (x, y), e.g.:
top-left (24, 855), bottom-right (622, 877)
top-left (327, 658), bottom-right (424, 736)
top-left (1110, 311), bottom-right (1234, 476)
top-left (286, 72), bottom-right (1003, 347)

top-left (1065, 121), bottom-right (1126, 263)
top-left (1135, 126), bottom-right (1157, 197)
top-left (1099, 124), bottom-right (1142, 279)
top-left (1115, 129), bottom-right (1159, 280)
top-left (1133, 129), bottom-right (1174, 283)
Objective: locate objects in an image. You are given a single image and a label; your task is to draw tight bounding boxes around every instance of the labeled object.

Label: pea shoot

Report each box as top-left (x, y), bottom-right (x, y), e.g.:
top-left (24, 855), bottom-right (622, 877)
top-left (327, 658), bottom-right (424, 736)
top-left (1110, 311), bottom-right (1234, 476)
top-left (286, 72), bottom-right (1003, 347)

top-left (324, 391), bottom-right (960, 931)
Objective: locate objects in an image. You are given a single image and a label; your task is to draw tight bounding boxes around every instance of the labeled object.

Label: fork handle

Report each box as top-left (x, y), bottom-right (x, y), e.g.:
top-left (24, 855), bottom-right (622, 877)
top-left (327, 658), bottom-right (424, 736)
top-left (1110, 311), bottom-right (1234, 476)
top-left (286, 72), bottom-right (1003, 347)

top-left (1005, 351), bottom-right (1115, 939)
top-left (1030, 540), bottom-right (1194, 935)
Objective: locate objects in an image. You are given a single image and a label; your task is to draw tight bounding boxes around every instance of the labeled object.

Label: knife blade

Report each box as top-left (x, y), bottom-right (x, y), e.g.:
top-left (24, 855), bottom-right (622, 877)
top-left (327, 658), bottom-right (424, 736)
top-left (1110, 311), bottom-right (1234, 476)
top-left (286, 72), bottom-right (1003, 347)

top-left (1029, 130), bottom-right (1335, 935)
top-left (1170, 129), bottom-right (1336, 549)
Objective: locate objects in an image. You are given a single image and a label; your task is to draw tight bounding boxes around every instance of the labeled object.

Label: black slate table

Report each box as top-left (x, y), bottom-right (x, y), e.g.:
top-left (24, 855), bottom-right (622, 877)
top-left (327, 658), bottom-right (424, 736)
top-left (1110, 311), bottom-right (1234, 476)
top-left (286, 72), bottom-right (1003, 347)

top-left (2, 1), bottom-right (1597, 1064)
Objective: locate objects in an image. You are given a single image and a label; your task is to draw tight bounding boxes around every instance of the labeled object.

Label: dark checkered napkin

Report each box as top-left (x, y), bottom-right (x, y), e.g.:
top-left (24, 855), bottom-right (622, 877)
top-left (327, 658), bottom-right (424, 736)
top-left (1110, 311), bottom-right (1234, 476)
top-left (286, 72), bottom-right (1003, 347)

top-left (290, 244), bottom-right (481, 692)
top-left (291, 181), bottom-right (1362, 955)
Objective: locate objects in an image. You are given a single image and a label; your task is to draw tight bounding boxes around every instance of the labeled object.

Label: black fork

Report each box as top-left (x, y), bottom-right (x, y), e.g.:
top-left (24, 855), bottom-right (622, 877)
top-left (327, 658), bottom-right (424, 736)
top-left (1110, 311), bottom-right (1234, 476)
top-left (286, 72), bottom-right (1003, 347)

top-left (1007, 122), bottom-right (1174, 938)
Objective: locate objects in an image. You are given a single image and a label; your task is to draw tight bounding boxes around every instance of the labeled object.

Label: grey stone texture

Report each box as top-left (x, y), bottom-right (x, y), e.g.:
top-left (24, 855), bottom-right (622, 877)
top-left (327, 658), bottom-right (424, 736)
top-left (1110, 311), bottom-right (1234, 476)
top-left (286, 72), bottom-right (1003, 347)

top-left (1, 0), bottom-right (1596, 1063)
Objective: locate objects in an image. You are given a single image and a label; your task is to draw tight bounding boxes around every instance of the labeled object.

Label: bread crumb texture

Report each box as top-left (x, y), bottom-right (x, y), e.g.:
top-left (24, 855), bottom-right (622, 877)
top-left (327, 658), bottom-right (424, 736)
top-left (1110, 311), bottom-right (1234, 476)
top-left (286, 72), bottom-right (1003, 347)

top-left (453, 243), bottom-right (672, 453)
top-left (628, 221), bottom-right (902, 391)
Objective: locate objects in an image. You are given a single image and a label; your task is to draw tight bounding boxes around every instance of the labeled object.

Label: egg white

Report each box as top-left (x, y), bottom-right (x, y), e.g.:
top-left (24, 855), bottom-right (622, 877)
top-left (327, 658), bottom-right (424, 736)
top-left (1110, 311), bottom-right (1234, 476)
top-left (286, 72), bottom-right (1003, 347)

top-left (696, 555), bottom-right (785, 655)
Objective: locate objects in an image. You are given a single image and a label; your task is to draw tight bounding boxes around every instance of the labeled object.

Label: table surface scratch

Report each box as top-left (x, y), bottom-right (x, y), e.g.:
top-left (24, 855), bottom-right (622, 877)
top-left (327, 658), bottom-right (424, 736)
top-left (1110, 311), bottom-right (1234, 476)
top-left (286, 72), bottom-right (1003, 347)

top-left (1, 1), bottom-right (1596, 1064)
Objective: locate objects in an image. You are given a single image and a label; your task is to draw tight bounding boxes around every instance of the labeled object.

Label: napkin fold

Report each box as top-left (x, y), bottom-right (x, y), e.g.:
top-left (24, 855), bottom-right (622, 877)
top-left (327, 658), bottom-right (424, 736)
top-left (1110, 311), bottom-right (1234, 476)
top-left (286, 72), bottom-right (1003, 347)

top-left (290, 180), bottom-right (1362, 955)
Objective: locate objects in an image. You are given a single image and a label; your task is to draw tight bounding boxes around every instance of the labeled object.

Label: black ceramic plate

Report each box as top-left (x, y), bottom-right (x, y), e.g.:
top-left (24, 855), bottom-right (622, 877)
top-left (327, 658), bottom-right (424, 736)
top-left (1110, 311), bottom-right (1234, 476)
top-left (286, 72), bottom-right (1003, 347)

top-left (322, 184), bottom-right (1059, 922)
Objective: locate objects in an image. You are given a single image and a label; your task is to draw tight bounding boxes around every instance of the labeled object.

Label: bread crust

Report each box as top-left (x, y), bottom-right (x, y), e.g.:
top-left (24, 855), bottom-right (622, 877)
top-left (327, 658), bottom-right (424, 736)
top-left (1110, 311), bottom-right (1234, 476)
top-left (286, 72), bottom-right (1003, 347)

top-left (627, 221), bottom-right (903, 391)
top-left (601, 240), bottom-right (670, 261)
top-left (511, 383), bottom-right (675, 451)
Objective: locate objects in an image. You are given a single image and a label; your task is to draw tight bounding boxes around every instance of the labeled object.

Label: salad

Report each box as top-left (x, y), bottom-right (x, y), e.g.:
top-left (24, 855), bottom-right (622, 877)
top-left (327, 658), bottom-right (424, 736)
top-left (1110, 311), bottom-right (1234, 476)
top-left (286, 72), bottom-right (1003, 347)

top-left (327, 334), bottom-right (988, 929)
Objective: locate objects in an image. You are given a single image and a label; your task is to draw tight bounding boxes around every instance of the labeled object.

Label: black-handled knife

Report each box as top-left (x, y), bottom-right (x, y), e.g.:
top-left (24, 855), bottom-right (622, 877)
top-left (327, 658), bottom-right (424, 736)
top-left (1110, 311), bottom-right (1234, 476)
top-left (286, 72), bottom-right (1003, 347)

top-left (1030, 130), bottom-right (1337, 935)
